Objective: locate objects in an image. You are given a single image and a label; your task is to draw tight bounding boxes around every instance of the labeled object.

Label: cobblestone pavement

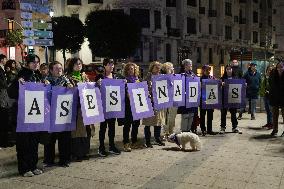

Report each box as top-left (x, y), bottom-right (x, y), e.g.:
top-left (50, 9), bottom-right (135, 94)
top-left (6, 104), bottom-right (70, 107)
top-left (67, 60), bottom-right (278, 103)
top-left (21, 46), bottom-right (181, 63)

top-left (0, 111), bottom-right (284, 189)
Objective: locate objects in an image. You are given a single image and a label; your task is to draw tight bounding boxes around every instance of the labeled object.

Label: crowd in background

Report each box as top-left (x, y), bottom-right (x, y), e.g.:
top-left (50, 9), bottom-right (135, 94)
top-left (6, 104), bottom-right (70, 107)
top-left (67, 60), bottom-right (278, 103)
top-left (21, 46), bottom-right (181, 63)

top-left (0, 53), bottom-right (283, 177)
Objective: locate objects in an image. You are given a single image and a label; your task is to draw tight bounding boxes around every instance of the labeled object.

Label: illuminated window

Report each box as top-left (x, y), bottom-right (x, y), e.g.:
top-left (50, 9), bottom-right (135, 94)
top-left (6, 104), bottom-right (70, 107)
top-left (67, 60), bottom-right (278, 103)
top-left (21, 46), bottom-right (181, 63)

top-left (8, 18), bottom-right (14, 30)
top-left (209, 65), bottom-right (214, 76)
top-left (220, 65), bottom-right (225, 76)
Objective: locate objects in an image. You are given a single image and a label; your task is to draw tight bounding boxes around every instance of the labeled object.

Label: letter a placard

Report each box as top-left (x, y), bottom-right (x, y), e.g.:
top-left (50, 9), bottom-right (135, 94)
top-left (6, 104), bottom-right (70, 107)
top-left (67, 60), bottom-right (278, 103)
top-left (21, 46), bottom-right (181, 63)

top-left (224, 79), bottom-right (246, 108)
top-left (201, 79), bottom-right (222, 109)
top-left (50, 86), bottom-right (78, 132)
top-left (151, 75), bottom-right (173, 110)
top-left (101, 79), bottom-right (125, 119)
top-left (78, 82), bottom-right (104, 125)
top-left (127, 82), bottom-right (154, 120)
top-left (17, 82), bottom-right (51, 132)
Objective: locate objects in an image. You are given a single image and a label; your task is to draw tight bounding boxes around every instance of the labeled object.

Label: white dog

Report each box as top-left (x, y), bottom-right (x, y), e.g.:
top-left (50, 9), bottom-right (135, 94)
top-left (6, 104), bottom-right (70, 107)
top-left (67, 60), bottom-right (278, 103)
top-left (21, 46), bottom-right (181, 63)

top-left (168, 132), bottom-right (201, 151)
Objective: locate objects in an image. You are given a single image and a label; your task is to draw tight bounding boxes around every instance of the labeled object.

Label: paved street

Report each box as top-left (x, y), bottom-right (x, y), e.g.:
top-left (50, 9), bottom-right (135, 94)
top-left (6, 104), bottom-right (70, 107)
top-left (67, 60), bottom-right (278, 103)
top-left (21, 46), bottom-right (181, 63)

top-left (0, 111), bottom-right (284, 189)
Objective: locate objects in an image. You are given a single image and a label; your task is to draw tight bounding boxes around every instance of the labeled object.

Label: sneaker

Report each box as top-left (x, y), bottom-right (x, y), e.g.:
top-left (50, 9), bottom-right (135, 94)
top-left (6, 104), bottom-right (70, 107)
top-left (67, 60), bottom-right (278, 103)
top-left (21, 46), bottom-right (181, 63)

top-left (266, 124), bottom-right (273, 130)
top-left (154, 139), bottom-right (165, 146)
top-left (232, 127), bottom-right (242, 134)
top-left (98, 149), bottom-right (108, 157)
top-left (144, 143), bottom-right (153, 148)
top-left (109, 146), bottom-right (121, 155)
top-left (23, 171), bottom-right (34, 177)
top-left (32, 169), bottom-right (43, 175)
top-left (131, 143), bottom-right (139, 149)
top-left (237, 116), bottom-right (242, 120)
top-left (123, 143), bottom-right (131, 152)
top-left (219, 128), bottom-right (226, 134)
top-left (281, 131), bottom-right (284, 137)
top-left (270, 130), bottom-right (278, 136)
top-left (58, 162), bottom-right (70, 168)
top-left (251, 115), bottom-right (256, 120)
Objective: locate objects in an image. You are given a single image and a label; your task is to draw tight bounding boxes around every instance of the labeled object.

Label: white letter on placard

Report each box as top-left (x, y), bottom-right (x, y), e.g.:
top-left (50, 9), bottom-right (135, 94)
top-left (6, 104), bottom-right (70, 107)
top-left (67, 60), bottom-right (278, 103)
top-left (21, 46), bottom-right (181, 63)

top-left (82, 89), bottom-right (99, 117)
top-left (156, 80), bottom-right (169, 104)
top-left (188, 82), bottom-right (199, 103)
top-left (25, 90), bottom-right (44, 123)
top-left (55, 94), bottom-right (73, 124)
top-left (173, 80), bottom-right (182, 102)
top-left (206, 85), bottom-right (218, 104)
top-left (132, 88), bottom-right (149, 113)
top-left (228, 84), bottom-right (242, 103)
top-left (106, 86), bottom-right (121, 112)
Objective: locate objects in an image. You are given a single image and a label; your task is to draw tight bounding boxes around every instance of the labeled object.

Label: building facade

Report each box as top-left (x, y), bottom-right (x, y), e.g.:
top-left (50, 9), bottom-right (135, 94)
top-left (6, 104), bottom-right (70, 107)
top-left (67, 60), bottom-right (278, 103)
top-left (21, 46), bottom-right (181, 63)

top-left (273, 0), bottom-right (284, 58)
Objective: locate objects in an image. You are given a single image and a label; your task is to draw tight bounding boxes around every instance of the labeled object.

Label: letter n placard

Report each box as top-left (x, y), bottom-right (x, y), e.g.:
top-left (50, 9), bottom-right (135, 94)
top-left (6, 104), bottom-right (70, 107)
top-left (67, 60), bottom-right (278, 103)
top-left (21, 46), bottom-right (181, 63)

top-left (201, 79), bottom-right (222, 109)
top-left (50, 86), bottom-right (78, 132)
top-left (224, 79), bottom-right (246, 108)
top-left (151, 74), bottom-right (173, 110)
top-left (17, 82), bottom-right (51, 132)
top-left (78, 82), bottom-right (104, 125)
top-left (127, 82), bottom-right (154, 120)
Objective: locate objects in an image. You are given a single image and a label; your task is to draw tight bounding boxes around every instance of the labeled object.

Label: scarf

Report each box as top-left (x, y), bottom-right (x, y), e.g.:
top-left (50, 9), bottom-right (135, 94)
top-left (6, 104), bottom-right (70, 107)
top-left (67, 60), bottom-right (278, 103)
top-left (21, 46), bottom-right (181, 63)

top-left (126, 75), bottom-right (138, 83)
top-left (71, 71), bottom-right (83, 82)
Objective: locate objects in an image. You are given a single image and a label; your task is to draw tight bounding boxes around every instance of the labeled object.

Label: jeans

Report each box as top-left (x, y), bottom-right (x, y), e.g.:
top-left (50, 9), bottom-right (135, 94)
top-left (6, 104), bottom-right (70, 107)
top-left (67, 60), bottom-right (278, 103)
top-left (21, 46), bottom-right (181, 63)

top-left (180, 113), bottom-right (194, 132)
top-left (99, 118), bottom-right (116, 149)
top-left (144, 126), bottom-right (161, 143)
top-left (220, 108), bottom-right (238, 129)
top-left (250, 98), bottom-right (257, 116)
top-left (264, 96), bottom-right (272, 124)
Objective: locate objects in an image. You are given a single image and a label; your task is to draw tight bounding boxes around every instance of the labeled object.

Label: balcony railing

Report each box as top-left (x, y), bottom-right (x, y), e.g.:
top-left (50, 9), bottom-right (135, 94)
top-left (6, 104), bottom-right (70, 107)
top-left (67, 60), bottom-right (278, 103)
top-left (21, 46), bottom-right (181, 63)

top-left (2, 0), bottom-right (16, 10)
top-left (88, 0), bottom-right (103, 3)
top-left (167, 28), bottom-right (180, 37)
top-left (199, 7), bottom-right (205, 14)
top-left (208, 10), bottom-right (217, 17)
top-left (239, 18), bottom-right (246, 24)
top-left (0, 30), bottom-right (8, 38)
top-left (67, 0), bottom-right (81, 5)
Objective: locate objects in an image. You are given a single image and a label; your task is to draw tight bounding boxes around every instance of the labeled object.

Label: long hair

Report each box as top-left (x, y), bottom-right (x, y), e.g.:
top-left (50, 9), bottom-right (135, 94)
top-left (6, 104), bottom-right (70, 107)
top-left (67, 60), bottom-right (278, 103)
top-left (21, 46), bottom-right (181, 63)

top-left (161, 62), bottom-right (173, 74)
top-left (123, 62), bottom-right (140, 77)
top-left (148, 61), bottom-right (161, 74)
top-left (66, 57), bottom-right (83, 75)
top-left (222, 64), bottom-right (236, 79)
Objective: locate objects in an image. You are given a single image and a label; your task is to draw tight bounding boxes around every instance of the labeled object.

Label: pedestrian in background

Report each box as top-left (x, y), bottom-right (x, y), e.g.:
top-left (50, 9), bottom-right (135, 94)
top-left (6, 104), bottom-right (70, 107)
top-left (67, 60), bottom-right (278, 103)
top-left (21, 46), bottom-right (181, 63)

top-left (269, 62), bottom-right (284, 136)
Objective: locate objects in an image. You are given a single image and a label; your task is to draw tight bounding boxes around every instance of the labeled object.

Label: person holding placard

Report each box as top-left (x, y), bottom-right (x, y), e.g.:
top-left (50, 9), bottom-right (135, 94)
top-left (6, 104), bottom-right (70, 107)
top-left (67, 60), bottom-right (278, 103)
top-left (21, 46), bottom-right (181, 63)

top-left (200, 65), bottom-right (216, 136)
top-left (219, 64), bottom-right (241, 134)
top-left (118, 62), bottom-right (141, 152)
top-left (66, 58), bottom-right (94, 161)
top-left (43, 61), bottom-right (73, 167)
top-left (177, 59), bottom-right (198, 133)
top-left (161, 62), bottom-right (177, 139)
top-left (96, 58), bottom-right (121, 157)
top-left (143, 61), bottom-right (165, 148)
top-left (16, 54), bottom-right (45, 177)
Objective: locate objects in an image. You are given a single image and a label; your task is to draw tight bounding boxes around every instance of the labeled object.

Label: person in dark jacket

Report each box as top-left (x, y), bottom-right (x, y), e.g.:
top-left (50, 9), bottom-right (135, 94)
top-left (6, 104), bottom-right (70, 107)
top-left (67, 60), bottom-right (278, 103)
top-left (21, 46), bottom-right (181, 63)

top-left (96, 58), bottom-right (121, 157)
top-left (200, 65), bottom-right (216, 135)
top-left (0, 54), bottom-right (10, 148)
top-left (242, 62), bottom-right (261, 120)
top-left (231, 59), bottom-right (243, 79)
top-left (43, 61), bottom-right (73, 167)
top-left (177, 59), bottom-right (198, 133)
top-left (269, 62), bottom-right (284, 136)
top-left (16, 54), bottom-right (45, 177)
top-left (219, 64), bottom-right (241, 134)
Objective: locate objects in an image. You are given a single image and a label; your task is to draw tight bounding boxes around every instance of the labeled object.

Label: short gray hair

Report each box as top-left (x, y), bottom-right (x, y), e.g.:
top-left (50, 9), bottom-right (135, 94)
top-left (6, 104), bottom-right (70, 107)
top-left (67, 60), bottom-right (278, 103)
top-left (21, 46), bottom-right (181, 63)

top-left (182, 59), bottom-right (192, 65)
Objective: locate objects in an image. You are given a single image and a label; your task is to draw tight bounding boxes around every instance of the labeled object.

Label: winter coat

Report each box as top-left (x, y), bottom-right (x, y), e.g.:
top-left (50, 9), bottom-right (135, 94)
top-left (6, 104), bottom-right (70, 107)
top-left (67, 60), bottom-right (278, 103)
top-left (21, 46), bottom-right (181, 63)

top-left (259, 76), bottom-right (270, 98)
top-left (0, 66), bottom-right (9, 108)
top-left (243, 70), bottom-right (261, 99)
top-left (268, 69), bottom-right (284, 107)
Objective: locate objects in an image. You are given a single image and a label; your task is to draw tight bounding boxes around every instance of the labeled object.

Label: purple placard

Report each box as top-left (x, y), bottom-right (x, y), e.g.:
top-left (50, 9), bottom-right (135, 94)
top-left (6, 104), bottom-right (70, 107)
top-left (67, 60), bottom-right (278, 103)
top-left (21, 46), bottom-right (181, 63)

top-left (223, 79), bottom-right (246, 109)
top-left (78, 82), bottom-right (105, 125)
top-left (201, 79), bottom-right (222, 109)
top-left (151, 74), bottom-right (173, 110)
top-left (49, 86), bottom-right (78, 132)
top-left (16, 82), bottom-right (51, 132)
top-left (172, 74), bottom-right (185, 107)
top-left (101, 79), bottom-right (125, 119)
top-left (127, 81), bottom-right (154, 120)
top-left (186, 77), bottom-right (201, 108)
